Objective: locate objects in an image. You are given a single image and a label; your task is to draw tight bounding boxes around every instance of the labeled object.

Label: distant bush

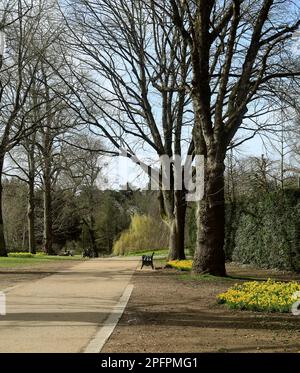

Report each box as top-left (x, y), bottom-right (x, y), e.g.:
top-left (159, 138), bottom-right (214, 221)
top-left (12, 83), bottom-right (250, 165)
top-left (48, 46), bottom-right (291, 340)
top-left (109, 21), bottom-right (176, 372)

top-left (7, 252), bottom-right (48, 258)
top-left (35, 252), bottom-right (47, 257)
top-left (113, 214), bottom-right (169, 255)
top-left (226, 189), bottom-right (300, 271)
top-left (8, 252), bottom-right (35, 258)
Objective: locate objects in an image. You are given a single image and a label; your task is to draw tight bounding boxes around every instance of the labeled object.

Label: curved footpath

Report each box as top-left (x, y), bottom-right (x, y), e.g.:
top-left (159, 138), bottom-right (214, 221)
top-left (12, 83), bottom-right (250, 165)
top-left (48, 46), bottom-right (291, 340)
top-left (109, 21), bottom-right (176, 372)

top-left (0, 257), bottom-right (138, 352)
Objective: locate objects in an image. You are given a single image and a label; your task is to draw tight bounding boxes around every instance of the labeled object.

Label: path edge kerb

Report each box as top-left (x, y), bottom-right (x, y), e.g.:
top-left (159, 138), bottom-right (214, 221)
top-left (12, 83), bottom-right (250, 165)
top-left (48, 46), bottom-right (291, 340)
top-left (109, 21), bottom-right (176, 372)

top-left (84, 283), bottom-right (134, 353)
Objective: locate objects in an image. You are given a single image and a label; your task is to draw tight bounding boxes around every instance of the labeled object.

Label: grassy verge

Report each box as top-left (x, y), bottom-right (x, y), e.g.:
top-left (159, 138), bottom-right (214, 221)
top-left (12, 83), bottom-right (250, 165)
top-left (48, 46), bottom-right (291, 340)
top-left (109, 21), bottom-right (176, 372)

top-left (125, 249), bottom-right (169, 257)
top-left (178, 272), bottom-right (236, 282)
top-left (0, 253), bottom-right (83, 268)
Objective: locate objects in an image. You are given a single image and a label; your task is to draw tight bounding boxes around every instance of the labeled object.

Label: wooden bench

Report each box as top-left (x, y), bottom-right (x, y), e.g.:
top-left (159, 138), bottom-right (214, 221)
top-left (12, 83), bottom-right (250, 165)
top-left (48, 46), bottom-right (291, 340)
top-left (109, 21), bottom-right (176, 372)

top-left (141, 252), bottom-right (155, 270)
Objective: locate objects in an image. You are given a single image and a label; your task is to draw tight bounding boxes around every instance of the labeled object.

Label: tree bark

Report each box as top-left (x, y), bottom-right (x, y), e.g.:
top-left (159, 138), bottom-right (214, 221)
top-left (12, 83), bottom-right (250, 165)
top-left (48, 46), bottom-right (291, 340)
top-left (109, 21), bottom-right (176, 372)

top-left (27, 176), bottom-right (36, 254)
top-left (89, 215), bottom-right (98, 257)
top-left (168, 189), bottom-right (186, 260)
top-left (192, 157), bottom-right (226, 276)
top-left (43, 160), bottom-right (55, 255)
top-left (0, 156), bottom-right (7, 257)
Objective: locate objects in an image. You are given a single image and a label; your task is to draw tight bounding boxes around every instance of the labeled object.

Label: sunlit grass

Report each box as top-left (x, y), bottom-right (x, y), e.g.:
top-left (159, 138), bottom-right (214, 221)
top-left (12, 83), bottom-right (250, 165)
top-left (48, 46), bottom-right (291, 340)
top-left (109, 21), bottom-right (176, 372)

top-left (124, 249), bottom-right (169, 257)
top-left (178, 272), bottom-right (235, 282)
top-left (0, 252), bottom-right (83, 268)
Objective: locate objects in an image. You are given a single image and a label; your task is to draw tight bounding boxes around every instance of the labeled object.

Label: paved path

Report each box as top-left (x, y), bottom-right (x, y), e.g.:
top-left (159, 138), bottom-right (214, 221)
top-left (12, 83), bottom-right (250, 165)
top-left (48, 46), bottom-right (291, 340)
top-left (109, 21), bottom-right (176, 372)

top-left (0, 258), bottom-right (138, 352)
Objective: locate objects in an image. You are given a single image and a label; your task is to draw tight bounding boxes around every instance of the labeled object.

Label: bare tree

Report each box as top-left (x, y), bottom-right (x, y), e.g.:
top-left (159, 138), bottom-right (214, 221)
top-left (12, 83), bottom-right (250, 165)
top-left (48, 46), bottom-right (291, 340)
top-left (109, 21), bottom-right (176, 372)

top-left (6, 134), bottom-right (39, 254)
top-left (36, 74), bottom-right (79, 255)
top-left (151, 0), bottom-right (300, 275)
top-left (59, 134), bottom-right (104, 257)
top-left (0, 0), bottom-right (73, 255)
top-left (0, 0), bottom-right (49, 256)
top-left (57, 0), bottom-right (194, 259)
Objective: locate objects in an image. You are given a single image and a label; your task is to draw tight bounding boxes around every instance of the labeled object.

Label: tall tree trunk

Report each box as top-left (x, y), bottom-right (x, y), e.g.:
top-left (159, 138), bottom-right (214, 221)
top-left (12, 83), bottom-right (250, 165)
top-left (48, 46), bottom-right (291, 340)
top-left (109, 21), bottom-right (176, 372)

top-left (27, 176), bottom-right (36, 254)
top-left (89, 215), bottom-right (98, 257)
top-left (27, 85), bottom-right (38, 255)
top-left (0, 156), bottom-right (7, 257)
top-left (43, 162), bottom-right (55, 255)
top-left (40, 65), bottom-right (55, 255)
top-left (192, 157), bottom-right (226, 276)
top-left (168, 190), bottom-right (186, 260)
top-left (159, 187), bottom-right (187, 260)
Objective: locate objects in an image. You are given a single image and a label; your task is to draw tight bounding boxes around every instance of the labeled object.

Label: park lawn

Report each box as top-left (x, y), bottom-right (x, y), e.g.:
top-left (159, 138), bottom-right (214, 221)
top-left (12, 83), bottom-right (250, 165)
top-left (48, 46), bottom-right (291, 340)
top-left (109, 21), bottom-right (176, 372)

top-left (125, 249), bottom-right (192, 258)
top-left (125, 249), bottom-right (169, 257)
top-left (0, 254), bottom-right (83, 268)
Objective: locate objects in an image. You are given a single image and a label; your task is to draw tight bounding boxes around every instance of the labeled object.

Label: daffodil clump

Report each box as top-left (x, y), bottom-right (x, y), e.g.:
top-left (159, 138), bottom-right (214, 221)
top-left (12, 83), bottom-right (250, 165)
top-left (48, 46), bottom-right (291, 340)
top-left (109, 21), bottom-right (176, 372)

top-left (217, 279), bottom-right (300, 313)
top-left (167, 260), bottom-right (192, 271)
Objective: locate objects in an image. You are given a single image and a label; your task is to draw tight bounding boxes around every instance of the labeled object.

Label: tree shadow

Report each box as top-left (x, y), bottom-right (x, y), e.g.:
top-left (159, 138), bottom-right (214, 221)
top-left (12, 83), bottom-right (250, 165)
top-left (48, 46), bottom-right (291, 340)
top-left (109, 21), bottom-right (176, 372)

top-left (0, 311), bottom-right (118, 324)
top-left (119, 306), bottom-right (300, 332)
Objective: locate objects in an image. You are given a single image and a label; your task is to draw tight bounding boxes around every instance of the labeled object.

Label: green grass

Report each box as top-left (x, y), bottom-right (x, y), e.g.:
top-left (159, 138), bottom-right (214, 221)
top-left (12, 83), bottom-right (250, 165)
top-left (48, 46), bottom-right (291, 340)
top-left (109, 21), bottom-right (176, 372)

top-left (0, 253), bottom-right (83, 268)
top-left (124, 249), bottom-right (169, 257)
top-left (178, 273), bottom-right (236, 282)
top-left (124, 249), bottom-right (192, 258)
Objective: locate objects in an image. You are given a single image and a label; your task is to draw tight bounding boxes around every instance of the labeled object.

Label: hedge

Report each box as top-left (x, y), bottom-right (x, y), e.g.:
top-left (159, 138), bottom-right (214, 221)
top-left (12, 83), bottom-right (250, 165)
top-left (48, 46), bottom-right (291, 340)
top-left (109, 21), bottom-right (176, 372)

top-left (225, 189), bottom-right (300, 272)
